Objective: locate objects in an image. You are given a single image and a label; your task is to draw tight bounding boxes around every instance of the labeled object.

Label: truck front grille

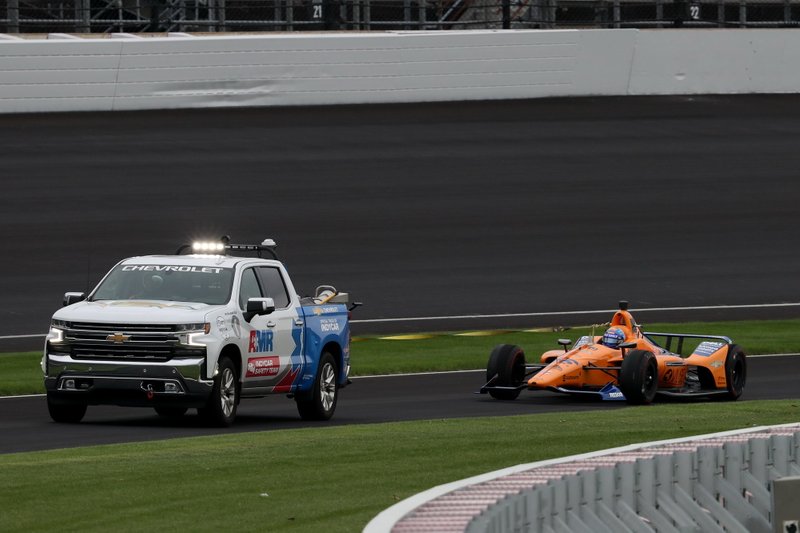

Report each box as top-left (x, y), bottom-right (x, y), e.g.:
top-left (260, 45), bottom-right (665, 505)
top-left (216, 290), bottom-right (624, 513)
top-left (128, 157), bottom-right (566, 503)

top-left (51, 322), bottom-right (204, 362)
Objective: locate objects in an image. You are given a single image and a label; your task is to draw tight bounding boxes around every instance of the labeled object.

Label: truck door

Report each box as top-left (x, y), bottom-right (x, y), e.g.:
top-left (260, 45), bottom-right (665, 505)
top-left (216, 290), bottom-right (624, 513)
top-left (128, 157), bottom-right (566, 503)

top-left (239, 266), bottom-right (304, 393)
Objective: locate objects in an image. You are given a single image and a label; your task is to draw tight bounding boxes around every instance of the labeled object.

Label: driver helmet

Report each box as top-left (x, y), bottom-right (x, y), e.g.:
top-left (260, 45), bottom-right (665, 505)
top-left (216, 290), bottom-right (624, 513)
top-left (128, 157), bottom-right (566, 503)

top-left (602, 327), bottom-right (626, 348)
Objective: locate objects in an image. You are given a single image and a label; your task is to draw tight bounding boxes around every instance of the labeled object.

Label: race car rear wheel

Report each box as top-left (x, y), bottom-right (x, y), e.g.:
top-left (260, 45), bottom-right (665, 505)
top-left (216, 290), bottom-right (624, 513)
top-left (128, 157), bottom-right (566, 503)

top-left (619, 350), bottom-right (658, 405)
top-left (47, 394), bottom-right (87, 423)
top-left (296, 352), bottom-right (338, 421)
top-left (486, 344), bottom-right (526, 401)
top-left (723, 344), bottom-right (747, 400)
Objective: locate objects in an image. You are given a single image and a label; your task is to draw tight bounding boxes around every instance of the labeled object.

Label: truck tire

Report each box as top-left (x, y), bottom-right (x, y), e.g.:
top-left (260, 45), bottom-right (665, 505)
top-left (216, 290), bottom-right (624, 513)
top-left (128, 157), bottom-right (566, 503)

top-left (47, 394), bottom-right (87, 423)
top-left (619, 350), bottom-right (658, 405)
top-left (198, 357), bottom-right (239, 427)
top-left (485, 344), bottom-right (526, 401)
top-left (296, 352), bottom-right (338, 421)
top-left (154, 406), bottom-right (188, 418)
top-left (724, 344), bottom-right (747, 400)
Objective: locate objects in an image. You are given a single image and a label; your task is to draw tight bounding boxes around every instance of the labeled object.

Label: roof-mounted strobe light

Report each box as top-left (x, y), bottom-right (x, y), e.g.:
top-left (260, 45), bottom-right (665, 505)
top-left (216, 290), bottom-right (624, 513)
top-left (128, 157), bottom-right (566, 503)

top-left (192, 241), bottom-right (225, 253)
top-left (175, 236), bottom-right (279, 259)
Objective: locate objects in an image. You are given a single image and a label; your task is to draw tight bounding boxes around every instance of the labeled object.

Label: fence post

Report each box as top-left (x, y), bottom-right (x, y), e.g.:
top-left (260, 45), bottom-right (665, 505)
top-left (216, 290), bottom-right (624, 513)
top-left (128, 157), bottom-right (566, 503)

top-left (502, 0), bottom-right (511, 28)
top-left (7, 0), bottom-right (18, 33)
top-left (418, 0), bottom-right (427, 29)
top-left (673, 0), bottom-right (686, 26)
top-left (274, 0), bottom-right (282, 30)
top-left (76, 0), bottom-right (90, 32)
top-left (149, 0), bottom-right (161, 31)
top-left (656, 0), bottom-right (663, 28)
top-left (739, 0), bottom-right (746, 26)
top-left (218, 0), bottom-right (227, 31)
top-left (340, 0), bottom-right (348, 29)
top-left (324, 0), bottom-right (339, 29)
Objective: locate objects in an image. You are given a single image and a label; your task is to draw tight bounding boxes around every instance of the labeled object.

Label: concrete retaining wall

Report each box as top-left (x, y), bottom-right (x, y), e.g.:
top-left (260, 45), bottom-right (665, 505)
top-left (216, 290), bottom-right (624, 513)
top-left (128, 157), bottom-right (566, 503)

top-left (1, 29), bottom-right (800, 113)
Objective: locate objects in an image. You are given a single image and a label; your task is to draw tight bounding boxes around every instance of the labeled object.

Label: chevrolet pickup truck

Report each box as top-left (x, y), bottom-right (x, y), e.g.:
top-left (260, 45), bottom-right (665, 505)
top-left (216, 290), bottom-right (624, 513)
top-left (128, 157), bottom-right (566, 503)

top-left (43, 238), bottom-right (353, 426)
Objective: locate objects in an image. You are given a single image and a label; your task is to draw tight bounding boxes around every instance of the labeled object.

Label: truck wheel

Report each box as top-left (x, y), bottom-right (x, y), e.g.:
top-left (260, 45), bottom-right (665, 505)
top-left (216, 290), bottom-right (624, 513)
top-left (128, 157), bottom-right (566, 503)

top-left (199, 357), bottom-right (239, 427)
top-left (47, 394), bottom-right (87, 423)
top-left (296, 352), bottom-right (338, 421)
top-left (724, 344), bottom-right (747, 400)
top-left (619, 350), bottom-right (658, 405)
top-left (486, 344), bottom-right (525, 401)
top-left (154, 406), bottom-right (188, 418)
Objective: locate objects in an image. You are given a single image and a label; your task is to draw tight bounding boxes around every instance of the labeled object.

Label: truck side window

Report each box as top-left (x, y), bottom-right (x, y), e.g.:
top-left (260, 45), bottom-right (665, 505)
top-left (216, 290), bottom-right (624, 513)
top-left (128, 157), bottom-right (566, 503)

top-left (257, 267), bottom-right (290, 309)
top-left (238, 268), bottom-right (262, 310)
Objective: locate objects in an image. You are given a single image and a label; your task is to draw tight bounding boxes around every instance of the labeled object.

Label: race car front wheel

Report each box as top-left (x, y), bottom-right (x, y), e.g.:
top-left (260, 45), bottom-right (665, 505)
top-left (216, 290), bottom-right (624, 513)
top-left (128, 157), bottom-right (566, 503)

top-left (723, 344), bottom-right (747, 400)
top-left (619, 350), bottom-right (658, 405)
top-left (486, 344), bottom-right (526, 401)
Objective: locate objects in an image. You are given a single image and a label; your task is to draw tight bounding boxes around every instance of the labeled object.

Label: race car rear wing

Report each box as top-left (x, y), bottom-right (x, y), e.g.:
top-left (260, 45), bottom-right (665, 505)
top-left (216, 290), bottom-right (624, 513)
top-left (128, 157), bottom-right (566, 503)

top-left (642, 331), bottom-right (733, 356)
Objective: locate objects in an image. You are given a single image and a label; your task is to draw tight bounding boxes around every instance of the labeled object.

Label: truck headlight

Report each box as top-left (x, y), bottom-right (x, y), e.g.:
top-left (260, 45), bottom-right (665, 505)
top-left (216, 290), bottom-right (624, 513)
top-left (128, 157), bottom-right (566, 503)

top-left (177, 323), bottom-right (210, 346)
top-left (47, 320), bottom-right (67, 343)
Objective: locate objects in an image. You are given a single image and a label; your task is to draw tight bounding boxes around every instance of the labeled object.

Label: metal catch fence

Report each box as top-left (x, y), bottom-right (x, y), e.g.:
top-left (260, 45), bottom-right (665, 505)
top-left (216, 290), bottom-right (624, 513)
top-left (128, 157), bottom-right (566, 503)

top-left (2, 0), bottom-right (799, 34)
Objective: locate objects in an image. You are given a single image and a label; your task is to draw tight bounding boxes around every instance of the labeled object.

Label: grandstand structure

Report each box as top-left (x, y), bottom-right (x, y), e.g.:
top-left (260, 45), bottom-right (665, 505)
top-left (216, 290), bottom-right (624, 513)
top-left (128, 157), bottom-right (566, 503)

top-left (1, 0), bottom-right (799, 33)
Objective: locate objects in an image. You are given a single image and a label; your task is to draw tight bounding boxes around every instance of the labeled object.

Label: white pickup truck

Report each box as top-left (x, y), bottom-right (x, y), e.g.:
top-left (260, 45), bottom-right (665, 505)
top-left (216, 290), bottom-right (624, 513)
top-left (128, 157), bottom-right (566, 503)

top-left (42, 238), bottom-right (354, 426)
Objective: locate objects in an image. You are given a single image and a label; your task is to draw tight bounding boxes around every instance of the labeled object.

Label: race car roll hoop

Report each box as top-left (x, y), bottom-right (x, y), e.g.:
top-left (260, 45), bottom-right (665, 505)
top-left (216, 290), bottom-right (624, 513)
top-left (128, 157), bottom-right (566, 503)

top-left (479, 301), bottom-right (747, 405)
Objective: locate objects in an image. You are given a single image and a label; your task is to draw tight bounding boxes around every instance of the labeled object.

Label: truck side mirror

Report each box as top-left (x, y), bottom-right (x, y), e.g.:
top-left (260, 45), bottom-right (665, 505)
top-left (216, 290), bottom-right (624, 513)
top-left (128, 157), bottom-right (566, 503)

top-left (247, 297), bottom-right (275, 316)
top-left (63, 292), bottom-right (86, 307)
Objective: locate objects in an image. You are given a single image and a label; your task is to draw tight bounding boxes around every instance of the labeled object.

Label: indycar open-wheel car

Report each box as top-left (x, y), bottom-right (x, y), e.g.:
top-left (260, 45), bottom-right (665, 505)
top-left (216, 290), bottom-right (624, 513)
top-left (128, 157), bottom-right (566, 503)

top-left (480, 301), bottom-right (746, 405)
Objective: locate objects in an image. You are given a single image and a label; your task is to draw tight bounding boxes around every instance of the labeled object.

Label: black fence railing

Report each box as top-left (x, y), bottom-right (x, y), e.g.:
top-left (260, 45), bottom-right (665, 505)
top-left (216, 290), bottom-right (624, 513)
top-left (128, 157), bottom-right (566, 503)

top-left (2, 0), bottom-right (799, 34)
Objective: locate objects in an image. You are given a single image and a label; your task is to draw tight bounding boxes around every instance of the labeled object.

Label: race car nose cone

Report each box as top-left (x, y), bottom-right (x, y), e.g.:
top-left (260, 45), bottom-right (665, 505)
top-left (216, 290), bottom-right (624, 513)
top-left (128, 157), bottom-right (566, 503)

top-left (529, 359), bottom-right (581, 388)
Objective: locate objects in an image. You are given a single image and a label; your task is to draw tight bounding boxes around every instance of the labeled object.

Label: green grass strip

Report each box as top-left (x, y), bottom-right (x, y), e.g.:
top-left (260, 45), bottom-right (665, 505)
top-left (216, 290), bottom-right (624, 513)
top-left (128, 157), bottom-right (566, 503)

top-left (3, 318), bottom-right (800, 396)
top-left (0, 400), bottom-right (798, 532)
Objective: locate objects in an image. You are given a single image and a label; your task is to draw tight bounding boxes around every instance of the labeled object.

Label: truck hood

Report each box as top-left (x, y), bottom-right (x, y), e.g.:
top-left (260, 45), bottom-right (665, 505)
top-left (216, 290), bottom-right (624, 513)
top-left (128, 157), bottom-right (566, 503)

top-left (53, 300), bottom-right (218, 324)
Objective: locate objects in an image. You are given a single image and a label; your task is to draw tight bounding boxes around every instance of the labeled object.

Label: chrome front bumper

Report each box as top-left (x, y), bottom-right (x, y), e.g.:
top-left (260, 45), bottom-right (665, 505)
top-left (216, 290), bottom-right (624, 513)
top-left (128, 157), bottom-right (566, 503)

top-left (44, 353), bottom-right (214, 407)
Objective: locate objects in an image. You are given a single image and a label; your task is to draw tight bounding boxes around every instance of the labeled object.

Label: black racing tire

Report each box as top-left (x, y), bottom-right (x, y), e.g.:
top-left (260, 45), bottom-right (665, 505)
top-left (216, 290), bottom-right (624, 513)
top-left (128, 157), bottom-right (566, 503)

top-left (296, 352), bottom-right (339, 421)
top-left (619, 350), bottom-right (658, 405)
top-left (723, 344), bottom-right (747, 401)
top-left (486, 344), bottom-right (526, 401)
top-left (198, 357), bottom-right (239, 427)
top-left (154, 406), bottom-right (188, 418)
top-left (47, 394), bottom-right (87, 423)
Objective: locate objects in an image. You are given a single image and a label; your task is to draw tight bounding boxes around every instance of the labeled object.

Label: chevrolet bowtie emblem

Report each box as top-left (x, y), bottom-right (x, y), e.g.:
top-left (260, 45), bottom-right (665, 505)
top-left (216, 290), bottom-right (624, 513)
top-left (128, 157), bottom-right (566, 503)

top-left (106, 333), bottom-right (130, 344)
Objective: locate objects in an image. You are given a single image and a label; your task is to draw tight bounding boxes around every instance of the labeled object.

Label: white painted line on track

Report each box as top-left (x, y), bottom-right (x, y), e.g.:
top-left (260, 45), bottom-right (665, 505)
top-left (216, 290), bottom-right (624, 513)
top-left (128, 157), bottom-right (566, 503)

top-left (0, 394), bottom-right (45, 400)
top-left (351, 302), bottom-right (800, 324)
top-left (0, 333), bottom-right (45, 340)
top-left (746, 352), bottom-right (800, 358)
top-left (350, 369), bottom-right (484, 380)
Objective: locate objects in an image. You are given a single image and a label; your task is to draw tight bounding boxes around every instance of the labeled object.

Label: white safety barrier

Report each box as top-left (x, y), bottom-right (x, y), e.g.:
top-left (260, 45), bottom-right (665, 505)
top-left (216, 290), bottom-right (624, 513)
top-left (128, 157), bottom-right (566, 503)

top-left (364, 423), bottom-right (800, 532)
top-left (1, 29), bottom-right (800, 114)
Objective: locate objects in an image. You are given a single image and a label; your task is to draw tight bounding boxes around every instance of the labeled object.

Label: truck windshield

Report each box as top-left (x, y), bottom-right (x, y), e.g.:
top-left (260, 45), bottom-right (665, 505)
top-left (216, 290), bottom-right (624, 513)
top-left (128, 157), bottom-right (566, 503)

top-left (91, 264), bottom-right (234, 305)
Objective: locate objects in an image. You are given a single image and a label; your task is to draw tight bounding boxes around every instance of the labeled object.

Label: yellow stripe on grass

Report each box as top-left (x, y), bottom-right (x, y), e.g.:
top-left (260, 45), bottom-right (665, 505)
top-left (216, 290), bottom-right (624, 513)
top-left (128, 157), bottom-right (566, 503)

top-left (452, 330), bottom-right (514, 337)
top-left (378, 334), bottom-right (438, 341)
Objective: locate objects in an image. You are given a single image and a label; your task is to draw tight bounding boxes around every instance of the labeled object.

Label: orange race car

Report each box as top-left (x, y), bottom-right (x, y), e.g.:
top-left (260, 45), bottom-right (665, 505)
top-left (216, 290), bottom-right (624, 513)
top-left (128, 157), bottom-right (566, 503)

top-left (479, 301), bottom-right (746, 404)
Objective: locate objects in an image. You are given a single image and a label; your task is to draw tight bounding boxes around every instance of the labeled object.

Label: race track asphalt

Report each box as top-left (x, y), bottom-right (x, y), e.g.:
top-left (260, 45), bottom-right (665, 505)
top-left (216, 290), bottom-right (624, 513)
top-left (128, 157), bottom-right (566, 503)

top-left (3, 95), bottom-right (800, 353)
top-left (1, 354), bottom-right (797, 455)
